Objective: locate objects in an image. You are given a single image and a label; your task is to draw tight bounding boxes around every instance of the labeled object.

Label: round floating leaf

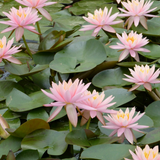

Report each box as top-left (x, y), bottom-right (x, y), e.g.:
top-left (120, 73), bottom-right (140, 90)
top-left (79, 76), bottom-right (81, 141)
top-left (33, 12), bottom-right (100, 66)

top-left (4, 62), bottom-right (48, 76)
top-left (131, 18), bottom-right (160, 36)
top-left (103, 88), bottom-right (136, 109)
top-left (16, 150), bottom-right (39, 160)
top-left (139, 127), bottom-right (160, 145)
top-left (0, 80), bottom-right (23, 101)
top-left (81, 144), bottom-right (135, 160)
top-left (21, 129), bottom-right (68, 157)
top-left (7, 119), bottom-right (50, 138)
top-left (65, 129), bottom-right (91, 147)
top-left (50, 39), bottom-right (106, 73)
top-left (7, 118), bottom-right (21, 130)
top-left (0, 136), bottom-right (22, 158)
top-left (6, 88), bottom-right (53, 112)
top-left (145, 101), bottom-right (160, 127)
top-left (27, 108), bottom-right (49, 121)
top-left (92, 67), bottom-right (131, 88)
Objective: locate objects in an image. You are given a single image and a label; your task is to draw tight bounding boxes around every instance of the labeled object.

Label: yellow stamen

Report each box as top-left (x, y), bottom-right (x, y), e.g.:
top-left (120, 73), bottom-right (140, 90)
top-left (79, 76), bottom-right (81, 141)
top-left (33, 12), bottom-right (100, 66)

top-left (127, 36), bottom-right (136, 43)
top-left (92, 10), bottom-right (104, 20)
top-left (17, 10), bottom-right (27, 18)
top-left (144, 150), bottom-right (158, 159)
top-left (117, 112), bottom-right (129, 120)
top-left (0, 40), bottom-right (3, 49)
top-left (140, 68), bottom-right (150, 73)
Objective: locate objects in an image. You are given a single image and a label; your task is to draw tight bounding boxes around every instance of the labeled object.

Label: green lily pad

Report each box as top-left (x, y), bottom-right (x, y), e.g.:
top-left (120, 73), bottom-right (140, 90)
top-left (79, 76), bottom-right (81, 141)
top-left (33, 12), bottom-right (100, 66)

top-left (7, 119), bottom-right (50, 138)
top-left (27, 108), bottom-right (49, 121)
top-left (0, 80), bottom-right (23, 101)
top-left (103, 88), bottom-right (136, 109)
top-left (21, 129), bottom-right (68, 157)
top-left (65, 129), bottom-right (91, 147)
top-left (145, 101), bottom-right (160, 127)
top-left (6, 88), bottom-right (53, 112)
top-left (50, 39), bottom-right (106, 73)
top-left (92, 67), bottom-right (131, 88)
top-left (16, 150), bottom-right (39, 160)
top-left (139, 43), bottom-right (160, 59)
top-left (138, 127), bottom-right (160, 145)
top-left (81, 144), bottom-right (135, 160)
top-left (0, 136), bottom-right (22, 158)
top-left (4, 62), bottom-right (49, 76)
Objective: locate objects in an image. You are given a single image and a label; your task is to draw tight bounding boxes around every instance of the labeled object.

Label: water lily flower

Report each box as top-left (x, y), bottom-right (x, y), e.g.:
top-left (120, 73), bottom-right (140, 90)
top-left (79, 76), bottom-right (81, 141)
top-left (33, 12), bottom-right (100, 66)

top-left (15, 0), bottom-right (57, 21)
top-left (109, 31), bottom-right (150, 62)
top-left (102, 107), bottom-right (149, 144)
top-left (118, 0), bottom-right (157, 30)
top-left (0, 114), bottom-right (10, 139)
top-left (0, 6), bottom-right (41, 41)
top-left (125, 145), bottom-right (160, 160)
top-left (0, 36), bottom-right (21, 64)
top-left (79, 7), bottom-right (123, 36)
top-left (80, 90), bottom-right (116, 125)
top-left (123, 64), bottom-right (160, 91)
top-left (42, 79), bottom-right (96, 127)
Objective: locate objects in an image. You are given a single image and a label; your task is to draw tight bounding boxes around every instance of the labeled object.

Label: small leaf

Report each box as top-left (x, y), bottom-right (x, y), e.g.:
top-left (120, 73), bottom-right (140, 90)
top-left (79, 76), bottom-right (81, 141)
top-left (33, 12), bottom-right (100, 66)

top-left (7, 119), bottom-right (50, 138)
top-left (81, 144), bottom-right (135, 160)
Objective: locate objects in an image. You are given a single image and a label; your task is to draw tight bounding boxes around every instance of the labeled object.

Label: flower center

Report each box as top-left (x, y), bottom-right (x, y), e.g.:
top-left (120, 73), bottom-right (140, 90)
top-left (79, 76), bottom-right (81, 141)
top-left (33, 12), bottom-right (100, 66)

top-left (133, 0), bottom-right (139, 6)
top-left (127, 36), bottom-right (136, 43)
top-left (17, 10), bottom-right (27, 18)
top-left (144, 150), bottom-right (157, 159)
top-left (0, 40), bottom-right (3, 49)
top-left (92, 10), bottom-right (103, 20)
top-left (140, 68), bottom-right (150, 73)
top-left (117, 112), bottom-right (129, 120)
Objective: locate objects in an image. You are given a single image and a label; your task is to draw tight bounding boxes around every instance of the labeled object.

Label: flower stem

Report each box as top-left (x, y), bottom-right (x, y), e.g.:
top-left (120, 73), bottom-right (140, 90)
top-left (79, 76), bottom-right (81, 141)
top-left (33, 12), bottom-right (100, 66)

top-left (69, 120), bottom-right (72, 132)
top-left (86, 117), bottom-right (91, 129)
top-left (147, 90), bottom-right (160, 101)
top-left (36, 21), bottom-right (42, 41)
top-left (22, 35), bottom-right (32, 58)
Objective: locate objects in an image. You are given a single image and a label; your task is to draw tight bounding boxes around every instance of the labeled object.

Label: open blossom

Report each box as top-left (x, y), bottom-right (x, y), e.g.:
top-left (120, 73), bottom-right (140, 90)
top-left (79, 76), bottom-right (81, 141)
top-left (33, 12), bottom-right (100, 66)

top-left (109, 31), bottom-right (150, 62)
top-left (15, 0), bottom-right (57, 21)
top-left (118, 0), bottom-right (157, 30)
top-left (79, 7), bottom-right (123, 36)
top-left (0, 114), bottom-right (10, 139)
top-left (102, 107), bottom-right (149, 144)
top-left (125, 145), bottom-right (160, 160)
top-left (0, 36), bottom-right (21, 64)
top-left (42, 79), bottom-right (96, 127)
top-left (123, 64), bottom-right (160, 91)
top-left (0, 6), bottom-right (41, 41)
top-left (80, 90), bottom-right (116, 125)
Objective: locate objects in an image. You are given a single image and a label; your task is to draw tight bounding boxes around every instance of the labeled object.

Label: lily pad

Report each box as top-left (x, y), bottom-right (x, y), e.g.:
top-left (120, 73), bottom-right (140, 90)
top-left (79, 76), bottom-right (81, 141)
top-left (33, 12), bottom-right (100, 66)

top-left (92, 67), bottom-right (131, 88)
top-left (6, 88), bottom-right (53, 112)
top-left (21, 129), bottom-right (68, 157)
top-left (81, 144), bottom-right (135, 160)
top-left (50, 39), bottom-right (106, 73)
top-left (7, 119), bottom-right (50, 138)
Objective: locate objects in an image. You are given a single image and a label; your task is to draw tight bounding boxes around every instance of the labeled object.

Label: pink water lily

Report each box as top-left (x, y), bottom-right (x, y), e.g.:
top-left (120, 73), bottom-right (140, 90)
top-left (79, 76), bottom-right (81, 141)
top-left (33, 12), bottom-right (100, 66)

top-left (118, 0), bottom-right (157, 30)
top-left (42, 79), bottom-right (95, 127)
top-left (102, 107), bottom-right (149, 144)
top-left (109, 31), bottom-right (150, 62)
top-left (15, 0), bottom-right (57, 21)
top-left (125, 145), bottom-right (160, 160)
top-left (123, 64), bottom-right (160, 91)
top-left (0, 6), bottom-right (41, 41)
top-left (80, 90), bottom-right (116, 125)
top-left (0, 36), bottom-right (21, 64)
top-left (79, 7), bottom-right (123, 36)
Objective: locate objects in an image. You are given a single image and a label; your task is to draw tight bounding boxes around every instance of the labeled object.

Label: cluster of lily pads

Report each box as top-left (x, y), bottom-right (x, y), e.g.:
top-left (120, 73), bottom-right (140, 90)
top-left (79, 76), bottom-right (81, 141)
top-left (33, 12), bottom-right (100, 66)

top-left (1, 0), bottom-right (160, 159)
